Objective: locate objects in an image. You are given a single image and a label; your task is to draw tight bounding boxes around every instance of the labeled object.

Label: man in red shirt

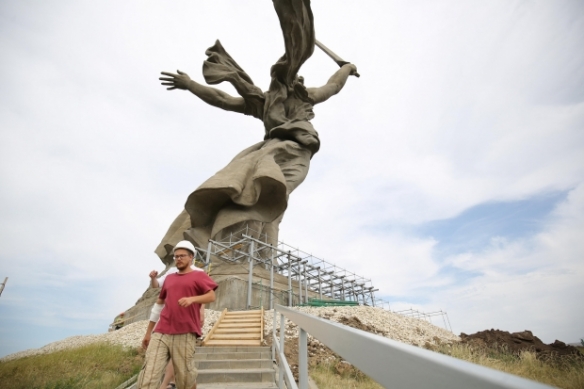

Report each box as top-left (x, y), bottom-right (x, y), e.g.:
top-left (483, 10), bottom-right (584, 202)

top-left (138, 240), bottom-right (218, 389)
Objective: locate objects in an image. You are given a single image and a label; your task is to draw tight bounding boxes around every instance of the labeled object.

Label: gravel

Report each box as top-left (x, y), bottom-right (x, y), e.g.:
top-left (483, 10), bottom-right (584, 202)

top-left (264, 306), bottom-right (459, 347)
top-left (0, 306), bottom-right (457, 362)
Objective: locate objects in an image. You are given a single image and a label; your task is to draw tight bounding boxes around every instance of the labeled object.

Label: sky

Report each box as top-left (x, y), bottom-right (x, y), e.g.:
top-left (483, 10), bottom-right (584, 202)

top-left (1, 0), bottom-right (583, 358)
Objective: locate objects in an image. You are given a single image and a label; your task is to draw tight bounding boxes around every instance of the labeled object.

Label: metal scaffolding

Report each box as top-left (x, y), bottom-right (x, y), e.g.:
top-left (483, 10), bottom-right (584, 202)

top-left (194, 226), bottom-right (452, 331)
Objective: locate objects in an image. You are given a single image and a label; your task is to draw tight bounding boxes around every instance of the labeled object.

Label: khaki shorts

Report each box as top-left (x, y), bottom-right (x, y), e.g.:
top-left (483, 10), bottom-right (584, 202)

top-left (137, 332), bottom-right (198, 389)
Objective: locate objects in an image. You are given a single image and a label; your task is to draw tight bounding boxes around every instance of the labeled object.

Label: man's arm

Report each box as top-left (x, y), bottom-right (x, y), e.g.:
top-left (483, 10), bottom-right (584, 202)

top-left (160, 70), bottom-right (246, 114)
top-left (178, 289), bottom-right (216, 307)
top-left (307, 64), bottom-right (358, 105)
top-left (142, 298), bottom-right (165, 349)
top-left (149, 270), bottom-right (159, 288)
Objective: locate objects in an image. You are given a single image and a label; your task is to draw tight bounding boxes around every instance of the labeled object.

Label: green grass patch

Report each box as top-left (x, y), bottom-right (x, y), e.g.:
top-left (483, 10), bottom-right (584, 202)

top-left (0, 342), bottom-right (144, 389)
top-left (309, 344), bottom-right (584, 389)
top-left (431, 343), bottom-right (584, 389)
top-left (310, 358), bottom-right (383, 389)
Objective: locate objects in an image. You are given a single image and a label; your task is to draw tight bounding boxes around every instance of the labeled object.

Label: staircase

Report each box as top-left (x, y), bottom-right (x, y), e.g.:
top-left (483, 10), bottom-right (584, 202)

top-left (197, 309), bottom-right (278, 388)
top-left (203, 308), bottom-right (264, 347)
top-left (196, 346), bottom-right (277, 389)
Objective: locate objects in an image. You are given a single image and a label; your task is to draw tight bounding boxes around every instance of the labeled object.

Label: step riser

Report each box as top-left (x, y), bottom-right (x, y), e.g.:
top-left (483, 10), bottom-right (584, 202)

top-left (204, 340), bottom-right (261, 346)
top-left (224, 311), bottom-right (262, 315)
top-left (196, 360), bottom-right (273, 369)
top-left (213, 333), bottom-right (260, 340)
top-left (197, 385), bottom-right (278, 389)
top-left (197, 371), bottom-right (275, 384)
top-left (216, 323), bottom-right (259, 328)
top-left (197, 347), bottom-right (270, 353)
top-left (195, 352), bottom-right (271, 360)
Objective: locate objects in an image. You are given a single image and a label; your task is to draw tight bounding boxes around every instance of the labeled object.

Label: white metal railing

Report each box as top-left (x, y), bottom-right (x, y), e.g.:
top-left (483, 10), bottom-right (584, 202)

top-left (272, 304), bottom-right (555, 389)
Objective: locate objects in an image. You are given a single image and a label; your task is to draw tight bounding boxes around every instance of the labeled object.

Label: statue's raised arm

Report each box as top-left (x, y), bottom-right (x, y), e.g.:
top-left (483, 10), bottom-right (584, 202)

top-left (159, 70), bottom-right (246, 114)
top-left (308, 63), bottom-right (358, 105)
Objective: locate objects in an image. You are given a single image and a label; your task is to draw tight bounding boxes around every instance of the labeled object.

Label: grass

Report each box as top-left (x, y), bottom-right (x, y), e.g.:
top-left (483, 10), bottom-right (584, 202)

top-left (309, 344), bottom-right (584, 389)
top-left (310, 357), bottom-right (383, 389)
top-left (2, 341), bottom-right (582, 389)
top-left (0, 342), bottom-right (144, 389)
top-left (427, 343), bottom-right (584, 389)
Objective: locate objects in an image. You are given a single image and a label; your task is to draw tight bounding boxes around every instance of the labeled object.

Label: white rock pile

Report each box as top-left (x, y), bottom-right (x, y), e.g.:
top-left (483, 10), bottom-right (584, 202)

top-left (264, 306), bottom-right (459, 347)
top-left (1, 306), bottom-right (457, 362)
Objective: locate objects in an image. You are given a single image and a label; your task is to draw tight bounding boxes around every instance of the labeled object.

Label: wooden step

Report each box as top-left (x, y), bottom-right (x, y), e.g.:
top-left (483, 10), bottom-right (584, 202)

top-left (203, 339), bottom-right (261, 346)
top-left (202, 308), bottom-right (264, 347)
top-left (212, 334), bottom-right (260, 340)
top-left (215, 328), bottom-right (259, 334)
top-left (225, 310), bottom-right (261, 315)
top-left (217, 323), bottom-right (259, 328)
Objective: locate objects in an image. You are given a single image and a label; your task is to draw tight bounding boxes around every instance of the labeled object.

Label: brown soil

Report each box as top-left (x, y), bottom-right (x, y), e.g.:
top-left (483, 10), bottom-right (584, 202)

top-left (459, 329), bottom-right (583, 360)
top-left (337, 316), bottom-right (388, 337)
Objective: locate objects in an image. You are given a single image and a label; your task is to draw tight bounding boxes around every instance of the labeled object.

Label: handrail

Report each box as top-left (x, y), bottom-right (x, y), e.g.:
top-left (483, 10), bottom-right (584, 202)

top-left (202, 308), bottom-right (226, 345)
top-left (274, 305), bottom-right (554, 389)
top-left (273, 309), bottom-right (300, 389)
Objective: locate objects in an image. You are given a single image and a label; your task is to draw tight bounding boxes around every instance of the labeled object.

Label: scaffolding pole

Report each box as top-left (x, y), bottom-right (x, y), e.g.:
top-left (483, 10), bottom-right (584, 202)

top-left (198, 226), bottom-right (452, 332)
top-left (247, 240), bottom-right (254, 309)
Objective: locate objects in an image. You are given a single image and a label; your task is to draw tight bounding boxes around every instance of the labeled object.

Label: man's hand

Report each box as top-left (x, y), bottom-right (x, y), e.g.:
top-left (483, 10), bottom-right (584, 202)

top-left (142, 333), bottom-right (151, 349)
top-left (160, 70), bottom-right (192, 90)
top-left (149, 270), bottom-right (160, 288)
top-left (178, 297), bottom-right (194, 307)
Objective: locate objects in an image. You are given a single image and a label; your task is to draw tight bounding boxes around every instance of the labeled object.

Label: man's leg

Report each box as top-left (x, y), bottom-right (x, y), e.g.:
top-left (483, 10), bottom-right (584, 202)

top-left (169, 333), bottom-right (198, 389)
top-left (137, 333), bottom-right (171, 389)
top-left (158, 360), bottom-right (176, 389)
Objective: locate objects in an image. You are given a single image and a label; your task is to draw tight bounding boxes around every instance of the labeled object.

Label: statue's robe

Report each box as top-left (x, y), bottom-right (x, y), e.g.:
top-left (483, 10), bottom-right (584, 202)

top-left (156, 0), bottom-right (318, 264)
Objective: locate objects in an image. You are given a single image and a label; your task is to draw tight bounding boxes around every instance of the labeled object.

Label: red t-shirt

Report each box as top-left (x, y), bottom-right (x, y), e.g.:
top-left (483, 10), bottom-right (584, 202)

top-left (155, 270), bottom-right (218, 336)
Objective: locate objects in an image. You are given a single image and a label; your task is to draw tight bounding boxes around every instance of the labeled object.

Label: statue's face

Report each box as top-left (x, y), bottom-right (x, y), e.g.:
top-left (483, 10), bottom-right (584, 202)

top-left (297, 76), bottom-right (305, 85)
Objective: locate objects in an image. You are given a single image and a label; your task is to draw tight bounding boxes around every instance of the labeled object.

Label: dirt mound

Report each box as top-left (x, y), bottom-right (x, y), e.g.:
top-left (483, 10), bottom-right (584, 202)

top-left (460, 329), bottom-right (583, 360)
top-left (337, 316), bottom-right (388, 336)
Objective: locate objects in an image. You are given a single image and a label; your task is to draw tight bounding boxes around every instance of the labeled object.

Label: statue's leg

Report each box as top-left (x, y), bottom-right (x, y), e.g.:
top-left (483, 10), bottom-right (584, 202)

top-left (258, 140), bottom-right (312, 264)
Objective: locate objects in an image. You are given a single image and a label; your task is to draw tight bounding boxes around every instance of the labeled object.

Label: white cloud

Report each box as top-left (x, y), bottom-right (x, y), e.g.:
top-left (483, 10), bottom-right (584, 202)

top-left (425, 184), bottom-right (584, 342)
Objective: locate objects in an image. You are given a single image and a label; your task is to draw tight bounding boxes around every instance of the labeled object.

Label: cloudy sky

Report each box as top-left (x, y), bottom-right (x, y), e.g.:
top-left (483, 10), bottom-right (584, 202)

top-left (1, 0), bottom-right (583, 358)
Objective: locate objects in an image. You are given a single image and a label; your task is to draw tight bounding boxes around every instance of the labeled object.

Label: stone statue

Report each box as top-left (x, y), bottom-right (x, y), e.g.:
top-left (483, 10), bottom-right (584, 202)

top-left (155, 0), bottom-right (358, 265)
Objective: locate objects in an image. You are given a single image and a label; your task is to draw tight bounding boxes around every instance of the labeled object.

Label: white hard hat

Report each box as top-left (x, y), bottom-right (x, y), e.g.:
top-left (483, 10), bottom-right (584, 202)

top-left (173, 240), bottom-right (196, 255)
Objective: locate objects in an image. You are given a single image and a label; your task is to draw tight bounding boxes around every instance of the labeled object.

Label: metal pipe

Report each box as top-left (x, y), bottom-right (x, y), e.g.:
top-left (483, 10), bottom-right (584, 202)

top-left (279, 313), bottom-right (286, 388)
top-left (247, 240), bottom-right (255, 309)
top-left (317, 268), bottom-right (322, 300)
top-left (205, 241), bottom-right (212, 265)
top-left (303, 263), bottom-right (308, 303)
top-left (287, 252), bottom-right (292, 306)
top-left (272, 309), bottom-right (277, 362)
top-left (298, 261), bottom-right (302, 305)
top-left (298, 328), bottom-right (308, 389)
top-left (270, 246), bottom-right (275, 310)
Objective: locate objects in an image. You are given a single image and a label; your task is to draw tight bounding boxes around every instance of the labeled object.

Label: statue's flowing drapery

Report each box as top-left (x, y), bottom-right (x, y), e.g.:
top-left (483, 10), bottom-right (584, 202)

top-left (155, 0), bottom-right (318, 264)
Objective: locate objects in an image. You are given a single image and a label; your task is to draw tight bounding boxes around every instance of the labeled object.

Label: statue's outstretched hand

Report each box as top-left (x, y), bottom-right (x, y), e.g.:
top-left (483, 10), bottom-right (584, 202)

top-left (160, 70), bottom-right (191, 90)
top-left (345, 63), bottom-right (359, 77)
